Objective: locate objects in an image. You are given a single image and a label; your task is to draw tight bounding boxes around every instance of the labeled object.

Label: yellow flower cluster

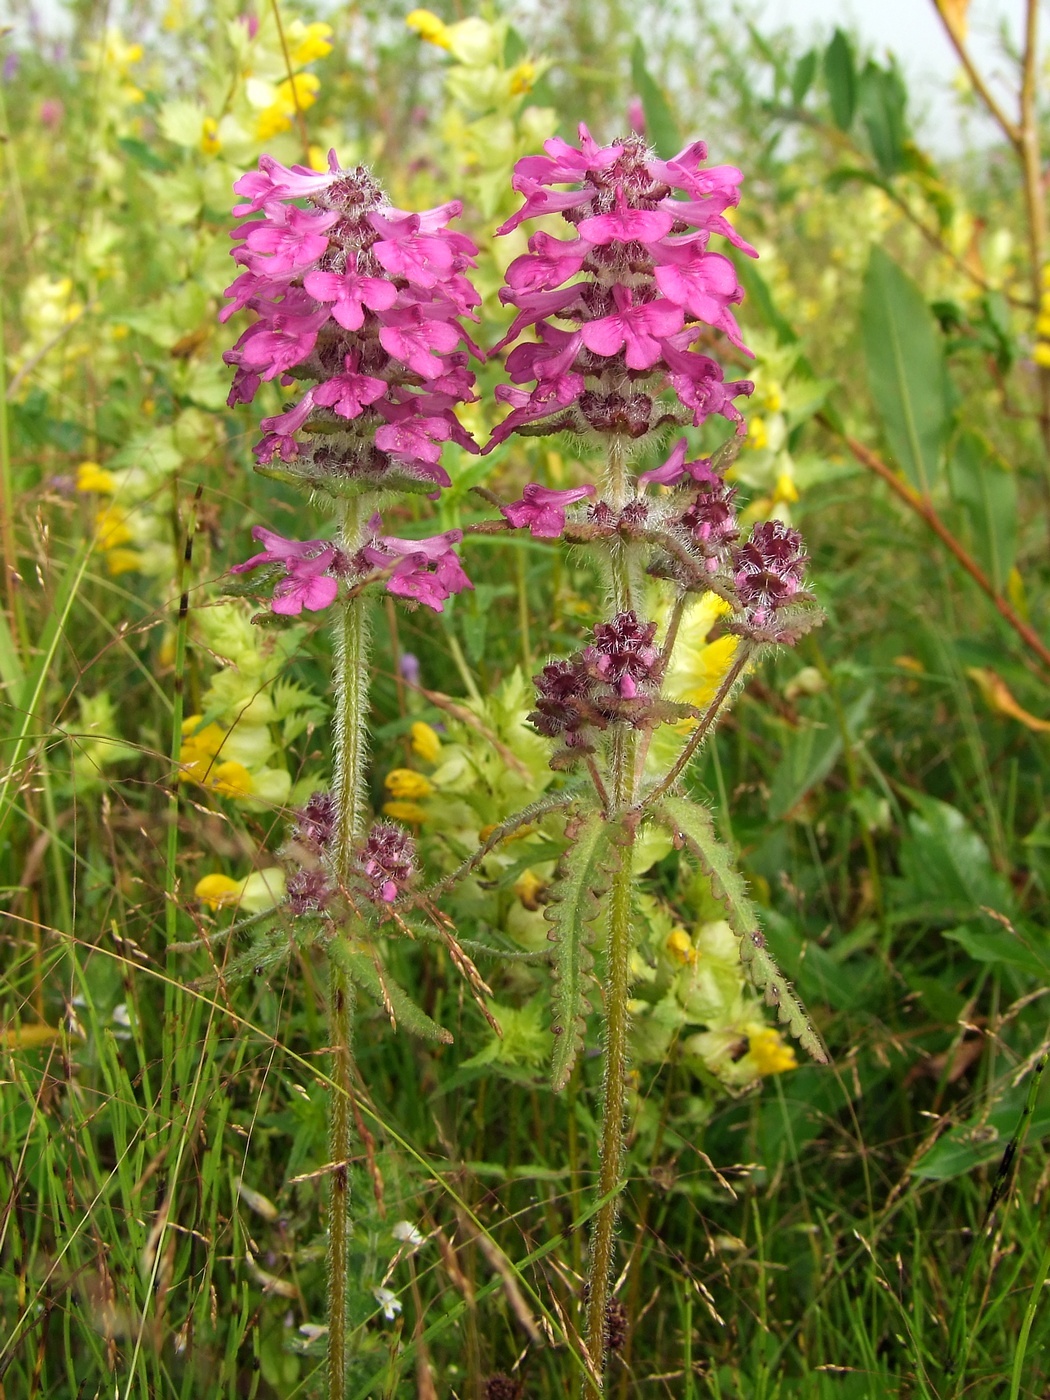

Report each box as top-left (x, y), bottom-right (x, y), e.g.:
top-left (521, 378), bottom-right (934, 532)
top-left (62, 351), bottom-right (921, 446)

top-left (1033, 265), bottom-right (1050, 368)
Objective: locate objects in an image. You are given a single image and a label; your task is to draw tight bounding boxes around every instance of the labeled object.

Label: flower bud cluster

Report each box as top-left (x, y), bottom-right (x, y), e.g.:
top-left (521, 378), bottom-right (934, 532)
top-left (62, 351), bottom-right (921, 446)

top-left (284, 792), bottom-right (416, 912)
top-left (529, 609), bottom-right (663, 753)
top-left (488, 124), bottom-right (756, 449)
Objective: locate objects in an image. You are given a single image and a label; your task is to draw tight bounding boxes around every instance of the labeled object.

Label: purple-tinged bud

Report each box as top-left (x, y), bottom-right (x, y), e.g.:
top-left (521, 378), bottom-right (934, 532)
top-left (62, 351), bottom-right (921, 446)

top-left (732, 520), bottom-right (808, 626)
top-left (292, 791), bottom-right (336, 853)
top-left (529, 657), bottom-right (593, 742)
top-left (358, 822), bottom-right (415, 904)
top-left (679, 480), bottom-right (739, 571)
top-left (583, 611), bottom-right (660, 698)
top-left (287, 867), bottom-right (333, 914)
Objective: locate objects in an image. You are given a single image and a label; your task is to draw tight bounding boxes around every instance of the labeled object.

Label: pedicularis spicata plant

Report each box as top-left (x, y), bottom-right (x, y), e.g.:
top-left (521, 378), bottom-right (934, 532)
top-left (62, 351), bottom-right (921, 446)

top-left (223, 128), bottom-right (829, 1397)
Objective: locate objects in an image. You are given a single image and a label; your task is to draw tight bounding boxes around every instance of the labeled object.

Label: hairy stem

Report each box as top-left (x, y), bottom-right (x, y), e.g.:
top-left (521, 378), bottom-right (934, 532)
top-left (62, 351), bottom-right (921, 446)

top-left (328, 495), bottom-right (371, 1398)
top-left (327, 962), bottom-right (355, 1400)
top-left (586, 726), bottom-right (638, 1392)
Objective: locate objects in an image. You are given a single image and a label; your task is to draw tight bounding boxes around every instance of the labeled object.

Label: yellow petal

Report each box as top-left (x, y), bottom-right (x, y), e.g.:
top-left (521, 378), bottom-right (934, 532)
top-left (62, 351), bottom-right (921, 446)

top-left (967, 667), bottom-right (1050, 733)
top-left (748, 1028), bottom-right (797, 1075)
top-left (384, 768), bottom-right (434, 800)
top-left (77, 462), bottom-right (117, 493)
top-left (410, 721), bottom-right (442, 764)
top-left (195, 874), bottom-right (243, 908)
top-left (382, 800), bottom-right (428, 825)
top-left (405, 8), bottom-right (452, 47)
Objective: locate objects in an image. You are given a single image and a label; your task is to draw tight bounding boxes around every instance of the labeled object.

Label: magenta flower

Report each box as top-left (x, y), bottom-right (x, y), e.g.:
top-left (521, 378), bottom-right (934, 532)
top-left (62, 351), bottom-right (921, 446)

top-left (501, 483), bottom-right (596, 538)
top-left (360, 526), bottom-right (472, 612)
top-left (231, 527), bottom-right (345, 615)
top-left (637, 437), bottom-right (720, 487)
top-left (358, 822), bottom-right (415, 904)
top-left (222, 152), bottom-right (481, 495)
top-left (578, 286), bottom-right (684, 371)
top-left (487, 124), bottom-right (755, 451)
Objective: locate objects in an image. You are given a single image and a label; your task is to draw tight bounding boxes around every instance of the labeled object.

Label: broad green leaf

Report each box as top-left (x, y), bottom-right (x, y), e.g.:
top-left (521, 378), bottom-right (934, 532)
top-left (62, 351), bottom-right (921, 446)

top-left (948, 429), bottom-right (1017, 592)
top-left (914, 1080), bottom-right (1050, 1181)
top-left (655, 796), bottom-right (828, 1063)
top-left (768, 689), bottom-right (872, 822)
top-left (893, 795), bottom-right (1014, 922)
top-left (823, 29), bottom-right (857, 131)
top-left (545, 806), bottom-right (614, 1090)
top-left (791, 49), bottom-right (818, 106)
top-left (857, 61), bottom-right (908, 178)
top-left (861, 246), bottom-right (949, 494)
top-left (942, 923), bottom-right (1050, 979)
top-left (630, 38), bottom-right (680, 160)
top-left (734, 255), bottom-right (798, 345)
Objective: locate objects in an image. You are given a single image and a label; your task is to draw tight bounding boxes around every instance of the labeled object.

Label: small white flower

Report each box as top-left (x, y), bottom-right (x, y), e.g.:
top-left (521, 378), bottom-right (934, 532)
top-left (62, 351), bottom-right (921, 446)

top-left (392, 1220), bottom-right (424, 1247)
top-left (373, 1286), bottom-right (402, 1321)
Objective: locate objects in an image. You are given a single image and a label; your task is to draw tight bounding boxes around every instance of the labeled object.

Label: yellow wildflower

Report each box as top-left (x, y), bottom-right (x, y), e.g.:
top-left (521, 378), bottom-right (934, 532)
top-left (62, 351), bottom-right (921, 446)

top-left (665, 927), bottom-right (696, 965)
top-left (105, 549), bottom-right (142, 577)
top-left (406, 9), bottom-right (452, 47)
top-left (308, 145), bottom-right (329, 172)
top-left (410, 721), bottom-right (442, 764)
top-left (384, 768), bottom-right (434, 800)
top-left (748, 1028), bottom-right (797, 1075)
top-left (196, 867), bottom-right (285, 913)
top-left (509, 60), bottom-right (537, 94)
top-left (773, 471), bottom-right (799, 506)
top-left (383, 800), bottom-right (428, 824)
top-left (514, 869), bottom-right (544, 910)
top-left (1033, 342), bottom-right (1050, 369)
top-left (195, 874), bottom-right (242, 908)
top-left (287, 20), bottom-right (334, 66)
top-left (255, 74), bottom-right (321, 141)
top-left (200, 117), bottom-right (221, 156)
top-left (745, 415), bottom-right (768, 451)
top-left (95, 507), bottom-right (134, 550)
top-left (77, 462), bottom-right (117, 494)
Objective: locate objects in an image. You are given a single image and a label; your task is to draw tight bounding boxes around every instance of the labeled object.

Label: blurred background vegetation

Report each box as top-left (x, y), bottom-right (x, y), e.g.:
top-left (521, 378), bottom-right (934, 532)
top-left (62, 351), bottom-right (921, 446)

top-left (2, 1), bottom-right (1050, 1395)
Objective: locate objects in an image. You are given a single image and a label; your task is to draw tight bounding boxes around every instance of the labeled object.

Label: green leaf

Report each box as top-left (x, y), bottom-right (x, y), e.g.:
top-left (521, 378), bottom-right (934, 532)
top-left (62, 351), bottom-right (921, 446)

top-left (857, 60), bottom-right (908, 178)
top-left (545, 806), bottom-right (615, 1090)
top-left (942, 924), bottom-right (1050, 979)
top-left (336, 945), bottom-right (453, 1045)
top-left (734, 255), bottom-right (798, 345)
top-left (823, 29), bottom-right (857, 131)
top-left (791, 49), bottom-right (818, 106)
top-left (630, 38), bottom-right (680, 160)
top-left (654, 796), bottom-right (828, 1063)
top-left (861, 246), bottom-right (949, 494)
top-left (892, 796), bottom-right (1015, 925)
top-left (948, 429), bottom-right (1017, 592)
top-left (767, 689), bottom-right (872, 822)
top-left (914, 1080), bottom-right (1050, 1181)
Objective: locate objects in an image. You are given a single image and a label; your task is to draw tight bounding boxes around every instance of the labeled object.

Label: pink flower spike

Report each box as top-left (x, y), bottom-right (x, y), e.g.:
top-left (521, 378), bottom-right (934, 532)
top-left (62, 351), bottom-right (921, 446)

top-left (577, 191), bottom-right (674, 246)
top-left (378, 306), bottom-right (461, 378)
top-left (638, 437), bottom-right (720, 487)
top-left (232, 153), bottom-right (339, 216)
top-left (272, 555), bottom-right (340, 615)
top-left (504, 232), bottom-right (591, 294)
top-left (304, 266), bottom-right (397, 331)
top-left (231, 526), bottom-right (331, 573)
top-left (313, 362), bottom-right (387, 420)
top-left (578, 286), bottom-right (683, 370)
top-left (501, 483), bottom-right (595, 538)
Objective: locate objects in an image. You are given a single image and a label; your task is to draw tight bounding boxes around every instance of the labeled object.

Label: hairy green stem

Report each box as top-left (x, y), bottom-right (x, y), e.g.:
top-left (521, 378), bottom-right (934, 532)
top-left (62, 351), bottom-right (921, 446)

top-left (586, 724), bottom-right (638, 1392)
top-left (328, 496), bottom-right (371, 1398)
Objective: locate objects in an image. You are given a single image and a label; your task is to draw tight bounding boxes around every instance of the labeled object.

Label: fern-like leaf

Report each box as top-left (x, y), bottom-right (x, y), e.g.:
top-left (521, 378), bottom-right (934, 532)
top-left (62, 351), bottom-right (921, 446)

top-left (545, 805), bottom-right (616, 1091)
top-left (654, 795), bottom-right (829, 1064)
